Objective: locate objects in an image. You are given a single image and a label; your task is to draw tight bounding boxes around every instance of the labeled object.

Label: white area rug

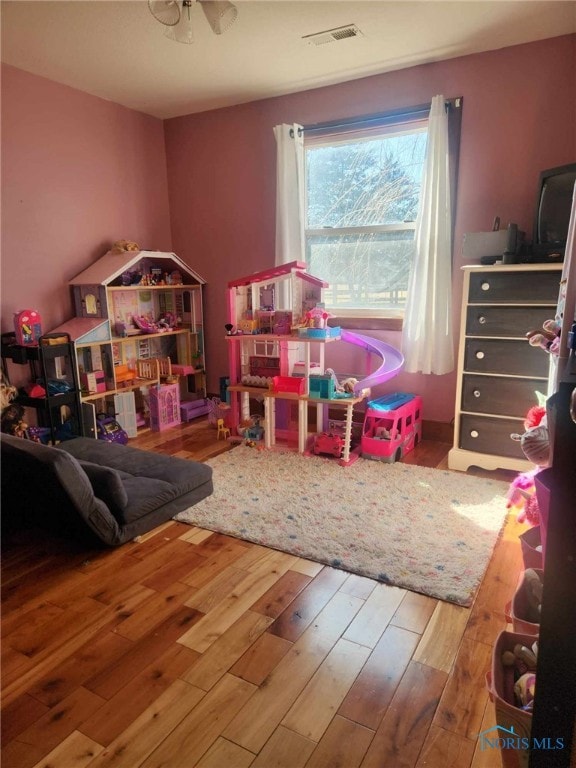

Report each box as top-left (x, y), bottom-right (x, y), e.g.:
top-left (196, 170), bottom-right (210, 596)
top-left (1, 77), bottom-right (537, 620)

top-left (175, 446), bottom-right (509, 606)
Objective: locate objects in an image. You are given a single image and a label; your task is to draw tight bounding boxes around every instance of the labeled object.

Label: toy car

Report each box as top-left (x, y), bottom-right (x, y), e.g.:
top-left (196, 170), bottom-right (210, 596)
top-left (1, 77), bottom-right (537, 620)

top-left (313, 432), bottom-right (344, 458)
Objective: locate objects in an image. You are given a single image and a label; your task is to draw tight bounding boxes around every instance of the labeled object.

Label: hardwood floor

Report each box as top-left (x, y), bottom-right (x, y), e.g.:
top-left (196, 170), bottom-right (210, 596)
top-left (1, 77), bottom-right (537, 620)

top-left (1, 419), bottom-right (525, 768)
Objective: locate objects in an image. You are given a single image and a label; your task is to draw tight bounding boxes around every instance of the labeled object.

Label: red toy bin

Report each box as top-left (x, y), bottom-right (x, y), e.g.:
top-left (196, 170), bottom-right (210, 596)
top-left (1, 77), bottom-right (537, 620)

top-left (519, 526), bottom-right (543, 570)
top-left (486, 630), bottom-right (537, 768)
top-left (505, 569), bottom-right (543, 635)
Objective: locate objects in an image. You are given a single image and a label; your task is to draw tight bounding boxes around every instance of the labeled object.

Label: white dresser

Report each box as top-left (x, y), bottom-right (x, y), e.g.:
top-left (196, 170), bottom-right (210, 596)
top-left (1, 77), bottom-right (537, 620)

top-left (448, 263), bottom-right (563, 472)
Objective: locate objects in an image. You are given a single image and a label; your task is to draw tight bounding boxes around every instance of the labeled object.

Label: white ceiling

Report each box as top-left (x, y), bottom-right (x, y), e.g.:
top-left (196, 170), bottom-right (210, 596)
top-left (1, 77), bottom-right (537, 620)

top-left (2, 0), bottom-right (575, 120)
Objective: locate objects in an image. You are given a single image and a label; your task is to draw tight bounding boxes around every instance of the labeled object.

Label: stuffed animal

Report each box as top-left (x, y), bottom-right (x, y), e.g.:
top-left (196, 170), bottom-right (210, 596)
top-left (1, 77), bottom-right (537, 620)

top-left (0, 370), bottom-right (28, 438)
top-left (506, 469), bottom-right (541, 525)
top-left (110, 239), bottom-right (140, 254)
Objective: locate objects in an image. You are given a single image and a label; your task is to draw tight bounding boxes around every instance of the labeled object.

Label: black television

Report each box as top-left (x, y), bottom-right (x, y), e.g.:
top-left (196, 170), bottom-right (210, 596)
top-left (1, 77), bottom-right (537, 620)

top-left (530, 162), bottom-right (576, 262)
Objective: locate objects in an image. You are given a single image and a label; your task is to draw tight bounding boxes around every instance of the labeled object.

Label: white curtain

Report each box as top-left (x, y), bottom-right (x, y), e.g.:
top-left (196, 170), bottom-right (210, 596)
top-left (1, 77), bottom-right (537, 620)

top-left (273, 124), bottom-right (305, 266)
top-left (402, 95), bottom-right (454, 374)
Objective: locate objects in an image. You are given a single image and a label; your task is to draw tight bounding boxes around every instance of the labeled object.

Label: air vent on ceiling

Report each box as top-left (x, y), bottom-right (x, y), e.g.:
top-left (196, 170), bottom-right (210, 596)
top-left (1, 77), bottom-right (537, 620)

top-left (303, 24), bottom-right (364, 46)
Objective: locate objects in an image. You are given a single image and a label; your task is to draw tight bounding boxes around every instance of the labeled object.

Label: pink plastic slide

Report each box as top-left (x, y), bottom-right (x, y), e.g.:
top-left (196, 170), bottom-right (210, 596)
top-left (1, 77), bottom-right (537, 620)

top-left (340, 330), bottom-right (404, 395)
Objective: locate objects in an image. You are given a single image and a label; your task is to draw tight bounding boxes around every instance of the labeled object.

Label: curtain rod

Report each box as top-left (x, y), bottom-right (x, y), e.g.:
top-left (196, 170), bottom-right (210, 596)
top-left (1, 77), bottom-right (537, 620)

top-left (291, 97), bottom-right (462, 137)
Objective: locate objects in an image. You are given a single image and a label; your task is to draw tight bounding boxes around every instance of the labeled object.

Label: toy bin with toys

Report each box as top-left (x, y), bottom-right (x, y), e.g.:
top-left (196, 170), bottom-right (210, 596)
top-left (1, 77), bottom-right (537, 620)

top-left (361, 393), bottom-right (422, 463)
top-left (486, 630), bottom-right (539, 768)
top-left (505, 569), bottom-right (543, 635)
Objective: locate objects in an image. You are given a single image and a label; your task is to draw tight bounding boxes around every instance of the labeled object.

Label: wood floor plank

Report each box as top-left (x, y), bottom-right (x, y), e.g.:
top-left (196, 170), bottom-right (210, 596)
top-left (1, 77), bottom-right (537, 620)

top-left (229, 632), bottom-right (293, 686)
top-left (267, 566), bottom-right (350, 642)
top-left (338, 624), bottom-right (421, 730)
top-left (412, 601), bottom-right (470, 673)
top-left (415, 724), bottom-right (476, 767)
top-left (223, 591), bottom-right (364, 754)
top-left (140, 673), bottom-right (257, 768)
top-left (304, 715), bottom-right (374, 768)
top-left (469, 698), bottom-right (498, 768)
top-left (84, 605), bottom-right (204, 699)
top-left (140, 547), bottom-right (207, 592)
top-left (80, 642), bottom-right (200, 746)
top-left (281, 637), bottom-right (371, 741)
top-left (177, 552), bottom-right (298, 653)
top-left (4, 687), bottom-right (106, 768)
top-left (114, 580), bottom-right (198, 641)
top-left (1, 693), bottom-right (50, 747)
top-left (343, 583), bottom-right (406, 648)
top-left (1, 604), bottom-right (128, 708)
top-left (390, 590), bottom-right (438, 634)
top-left (251, 569), bottom-right (313, 618)
top-left (182, 611), bottom-right (273, 691)
top-left (25, 630), bottom-right (133, 707)
top-left (464, 516), bottom-right (525, 646)
top-left (432, 637), bottom-right (493, 741)
top-left (339, 573), bottom-right (378, 600)
top-left (185, 565), bottom-right (249, 613)
top-left (360, 661), bottom-right (448, 768)
top-left (250, 726), bottom-right (316, 768)
top-left (30, 729), bottom-right (105, 768)
top-left (291, 559), bottom-right (325, 577)
top-left (193, 737), bottom-right (256, 768)
top-left (78, 679), bottom-right (205, 768)
top-left (1, 599), bottom-right (65, 640)
top-left (178, 527), bottom-right (215, 545)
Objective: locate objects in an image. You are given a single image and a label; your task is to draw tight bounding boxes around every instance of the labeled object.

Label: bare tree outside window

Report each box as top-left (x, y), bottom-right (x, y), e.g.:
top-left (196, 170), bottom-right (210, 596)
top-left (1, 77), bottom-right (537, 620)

top-left (305, 127), bottom-right (427, 314)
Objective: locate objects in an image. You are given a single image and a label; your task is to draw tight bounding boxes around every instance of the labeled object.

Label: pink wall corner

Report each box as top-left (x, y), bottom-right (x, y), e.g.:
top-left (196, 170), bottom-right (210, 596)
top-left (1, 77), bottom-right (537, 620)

top-left (1, 64), bottom-right (172, 343)
top-left (165, 34), bottom-right (575, 422)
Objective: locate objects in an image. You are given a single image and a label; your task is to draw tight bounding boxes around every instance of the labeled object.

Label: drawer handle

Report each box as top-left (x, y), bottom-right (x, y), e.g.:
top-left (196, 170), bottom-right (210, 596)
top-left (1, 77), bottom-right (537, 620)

top-left (470, 430), bottom-right (479, 438)
top-left (475, 350), bottom-right (485, 359)
top-left (473, 390), bottom-right (481, 398)
top-left (478, 316), bottom-right (487, 325)
top-left (481, 281), bottom-right (490, 291)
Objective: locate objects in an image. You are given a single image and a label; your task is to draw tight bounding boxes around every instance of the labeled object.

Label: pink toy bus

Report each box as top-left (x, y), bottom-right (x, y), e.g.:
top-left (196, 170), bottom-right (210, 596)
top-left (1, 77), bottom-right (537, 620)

top-left (361, 393), bottom-right (422, 463)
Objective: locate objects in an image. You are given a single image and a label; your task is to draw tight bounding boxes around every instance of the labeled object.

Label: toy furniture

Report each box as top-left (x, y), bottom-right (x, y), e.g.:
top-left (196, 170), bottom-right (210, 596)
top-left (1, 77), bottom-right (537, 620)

top-left (216, 418), bottom-right (230, 440)
top-left (449, 263), bottom-right (562, 472)
top-left (225, 261), bottom-right (405, 464)
top-left (51, 249), bottom-right (208, 438)
top-left (1, 433), bottom-right (213, 546)
top-left (361, 392), bottom-right (422, 463)
top-left (149, 383), bottom-right (180, 432)
top-left (1, 332), bottom-right (83, 445)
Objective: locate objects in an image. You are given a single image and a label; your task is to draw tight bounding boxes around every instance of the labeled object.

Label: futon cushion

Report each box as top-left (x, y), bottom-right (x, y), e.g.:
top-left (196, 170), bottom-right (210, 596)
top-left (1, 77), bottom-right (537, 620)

top-left (79, 461), bottom-right (129, 523)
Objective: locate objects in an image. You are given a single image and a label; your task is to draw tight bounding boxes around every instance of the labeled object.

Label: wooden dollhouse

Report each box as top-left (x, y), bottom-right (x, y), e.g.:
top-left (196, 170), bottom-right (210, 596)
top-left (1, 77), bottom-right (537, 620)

top-left (51, 249), bottom-right (207, 438)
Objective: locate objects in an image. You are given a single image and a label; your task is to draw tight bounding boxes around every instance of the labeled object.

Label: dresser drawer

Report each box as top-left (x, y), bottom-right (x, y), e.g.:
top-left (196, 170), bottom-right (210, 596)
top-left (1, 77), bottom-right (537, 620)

top-left (460, 415), bottom-right (526, 459)
top-left (462, 374), bottom-right (545, 417)
top-left (464, 339), bottom-right (550, 377)
top-left (468, 271), bottom-right (560, 304)
top-left (466, 305), bottom-right (553, 337)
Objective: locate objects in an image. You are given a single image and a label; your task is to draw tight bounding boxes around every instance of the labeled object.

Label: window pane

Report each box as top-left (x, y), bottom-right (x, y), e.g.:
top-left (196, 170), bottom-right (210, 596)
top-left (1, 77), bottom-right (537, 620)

top-left (306, 130), bottom-right (427, 229)
top-left (307, 230), bottom-right (415, 312)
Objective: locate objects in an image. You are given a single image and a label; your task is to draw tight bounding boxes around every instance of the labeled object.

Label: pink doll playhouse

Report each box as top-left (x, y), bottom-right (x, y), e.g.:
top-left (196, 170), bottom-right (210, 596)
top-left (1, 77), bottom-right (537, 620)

top-left (224, 261), bottom-right (409, 464)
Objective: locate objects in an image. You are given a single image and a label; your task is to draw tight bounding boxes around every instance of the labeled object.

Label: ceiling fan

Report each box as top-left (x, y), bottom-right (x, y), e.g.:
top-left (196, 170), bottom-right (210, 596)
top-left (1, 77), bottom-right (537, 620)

top-left (148, 0), bottom-right (238, 44)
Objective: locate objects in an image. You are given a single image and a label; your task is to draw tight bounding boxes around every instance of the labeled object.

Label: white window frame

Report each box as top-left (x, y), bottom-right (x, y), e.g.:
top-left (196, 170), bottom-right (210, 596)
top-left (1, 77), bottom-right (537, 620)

top-left (304, 123), bottom-right (428, 320)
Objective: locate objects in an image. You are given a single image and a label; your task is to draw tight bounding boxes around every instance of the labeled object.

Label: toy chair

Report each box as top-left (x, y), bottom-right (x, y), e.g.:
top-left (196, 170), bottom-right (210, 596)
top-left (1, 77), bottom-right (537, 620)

top-left (217, 418), bottom-right (230, 440)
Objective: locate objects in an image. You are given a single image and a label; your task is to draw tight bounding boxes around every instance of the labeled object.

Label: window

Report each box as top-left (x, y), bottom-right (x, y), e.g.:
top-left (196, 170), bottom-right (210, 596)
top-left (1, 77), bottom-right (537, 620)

top-left (305, 121), bottom-right (428, 318)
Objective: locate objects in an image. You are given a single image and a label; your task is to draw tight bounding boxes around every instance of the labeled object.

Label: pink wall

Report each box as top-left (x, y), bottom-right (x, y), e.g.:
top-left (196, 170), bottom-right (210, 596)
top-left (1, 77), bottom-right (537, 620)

top-left (1, 64), bottom-right (172, 341)
top-left (165, 34), bottom-right (575, 423)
